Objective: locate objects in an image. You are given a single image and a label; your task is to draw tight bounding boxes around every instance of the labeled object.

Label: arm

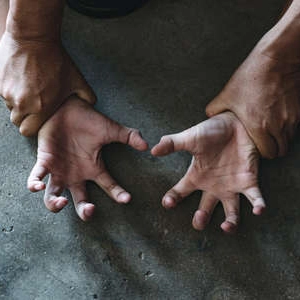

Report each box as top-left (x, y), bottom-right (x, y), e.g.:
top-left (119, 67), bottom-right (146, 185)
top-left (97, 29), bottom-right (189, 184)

top-left (6, 0), bottom-right (64, 41)
top-left (260, 0), bottom-right (300, 63)
top-left (206, 0), bottom-right (300, 158)
top-left (0, 0), bottom-right (96, 136)
top-left (0, 0), bottom-right (8, 37)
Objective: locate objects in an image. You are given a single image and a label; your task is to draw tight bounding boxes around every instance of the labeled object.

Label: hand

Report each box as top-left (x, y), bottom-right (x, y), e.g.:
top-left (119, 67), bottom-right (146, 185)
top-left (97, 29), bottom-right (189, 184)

top-left (0, 31), bottom-right (96, 136)
top-left (27, 97), bottom-right (148, 221)
top-left (152, 112), bottom-right (266, 234)
top-left (206, 39), bottom-right (300, 159)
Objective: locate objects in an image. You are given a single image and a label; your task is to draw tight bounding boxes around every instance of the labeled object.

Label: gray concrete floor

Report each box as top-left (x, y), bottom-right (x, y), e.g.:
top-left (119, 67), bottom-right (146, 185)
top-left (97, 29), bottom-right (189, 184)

top-left (1, 0), bottom-right (300, 299)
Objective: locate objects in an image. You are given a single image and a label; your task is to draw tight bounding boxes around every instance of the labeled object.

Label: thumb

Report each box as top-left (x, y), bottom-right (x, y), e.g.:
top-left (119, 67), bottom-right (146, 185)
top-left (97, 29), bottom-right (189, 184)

top-left (205, 93), bottom-right (229, 117)
top-left (106, 121), bottom-right (148, 152)
top-left (118, 126), bottom-right (149, 151)
top-left (151, 127), bottom-right (196, 156)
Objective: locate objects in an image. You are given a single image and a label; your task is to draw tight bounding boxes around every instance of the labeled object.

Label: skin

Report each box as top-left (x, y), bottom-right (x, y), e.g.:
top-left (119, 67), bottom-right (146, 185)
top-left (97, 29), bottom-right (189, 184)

top-left (0, 0), bottom-right (8, 37)
top-left (0, 0), bottom-right (95, 136)
top-left (206, 0), bottom-right (300, 159)
top-left (0, 0), bottom-right (295, 231)
top-left (152, 112), bottom-right (266, 234)
top-left (27, 97), bottom-right (148, 221)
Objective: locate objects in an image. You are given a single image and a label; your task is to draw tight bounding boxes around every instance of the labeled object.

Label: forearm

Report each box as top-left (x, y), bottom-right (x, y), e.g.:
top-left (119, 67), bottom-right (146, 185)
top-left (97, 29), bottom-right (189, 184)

top-left (0, 0), bottom-right (8, 38)
top-left (6, 0), bottom-right (65, 41)
top-left (258, 0), bottom-right (300, 63)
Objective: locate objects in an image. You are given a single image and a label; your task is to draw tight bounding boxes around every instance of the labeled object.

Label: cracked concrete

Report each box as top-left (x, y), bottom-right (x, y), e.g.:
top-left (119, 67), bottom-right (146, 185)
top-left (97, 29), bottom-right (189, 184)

top-left (1, 0), bottom-right (300, 299)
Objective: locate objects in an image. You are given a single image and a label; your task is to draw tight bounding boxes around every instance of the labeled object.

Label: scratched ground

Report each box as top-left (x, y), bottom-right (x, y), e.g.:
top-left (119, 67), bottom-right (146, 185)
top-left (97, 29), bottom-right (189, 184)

top-left (1, 0), bottom-right (300, 299)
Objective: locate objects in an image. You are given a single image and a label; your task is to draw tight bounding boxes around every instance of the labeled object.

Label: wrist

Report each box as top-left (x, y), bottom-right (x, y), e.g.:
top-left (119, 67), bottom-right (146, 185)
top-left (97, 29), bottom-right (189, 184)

top-left (6, 0), bottom-right (64, 42)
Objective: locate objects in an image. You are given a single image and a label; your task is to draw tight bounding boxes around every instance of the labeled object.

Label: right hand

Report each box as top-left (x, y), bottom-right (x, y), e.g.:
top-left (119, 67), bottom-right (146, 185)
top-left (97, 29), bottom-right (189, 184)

top-left (0, 31), bottom-right (96, 136)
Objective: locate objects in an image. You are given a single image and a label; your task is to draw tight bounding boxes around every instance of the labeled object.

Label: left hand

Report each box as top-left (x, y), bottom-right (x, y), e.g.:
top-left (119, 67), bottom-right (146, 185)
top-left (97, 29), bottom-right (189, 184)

top-left (152, 112), bottom-right (266, 234)
top-left (27, 97), bottom-right (148, 221)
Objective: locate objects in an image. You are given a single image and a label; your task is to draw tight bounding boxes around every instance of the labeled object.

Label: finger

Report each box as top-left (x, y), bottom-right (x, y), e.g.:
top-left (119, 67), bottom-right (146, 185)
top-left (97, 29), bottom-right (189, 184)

top-left (220, 195), bottom-right (240, 234)
top-left (27, 161), bottom-right (48, 192)
top-left (118, 127), bottom-right (148, 151)
top-left (44, 175), bottom-right (68, 213)
top-left (205, 94), bottom-right (229, 117)
top-left (93, 165), bottom-right (131, 204)
top-left (19, 114), bottom-right (47, 137)
top-left (10, 110), bottom-right (26, 127)
top-left (243, 186), bottom-right (266, 215)
top-left (151, 126), bottom-right (198, 156)
top-left (69, 183), bottom-right (95, 221)
top-left (192, 192), bottom-right (219, 231)
top-left (162, 174), bottom-right (195, 209)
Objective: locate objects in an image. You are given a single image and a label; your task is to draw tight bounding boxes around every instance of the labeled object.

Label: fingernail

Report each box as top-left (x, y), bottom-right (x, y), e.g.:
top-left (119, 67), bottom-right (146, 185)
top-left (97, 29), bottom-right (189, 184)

top-left (253, 206), bottom-right (266, 215)
top-left (193, 210), bottom-right (208, 230)
top-left (84, 205), bottom-right (94, 218)
top-left (163, 196), bottom-right (174, 208)
top-left (55, 199), bottom-right (66, 209)
top-left (34, 183), bottom-right (44, 190)
top-left (118, 192), bottom-right (131, 203)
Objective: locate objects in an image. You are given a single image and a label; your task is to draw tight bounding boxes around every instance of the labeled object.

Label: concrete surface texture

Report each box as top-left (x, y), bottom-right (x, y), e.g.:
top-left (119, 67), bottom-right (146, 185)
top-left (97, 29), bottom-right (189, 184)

top-left (1, 0), bottom-right (300, 299)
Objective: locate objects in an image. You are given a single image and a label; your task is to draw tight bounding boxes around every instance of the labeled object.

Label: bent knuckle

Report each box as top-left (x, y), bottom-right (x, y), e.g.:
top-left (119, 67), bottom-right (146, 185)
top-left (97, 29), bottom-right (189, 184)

top-left (107, 182), bottom-right (117, 193)
top-left (34, 97), bottom-right (43, 113)
top-left (13, 98), bottom-right (27, 111)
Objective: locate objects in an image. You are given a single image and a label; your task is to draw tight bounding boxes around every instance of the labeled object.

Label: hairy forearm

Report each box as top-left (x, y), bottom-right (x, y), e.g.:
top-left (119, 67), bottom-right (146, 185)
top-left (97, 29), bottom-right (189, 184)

top-left (258, 0), bottom-right (300, 63)
top-left (6, 0), bottom-right (65, 41)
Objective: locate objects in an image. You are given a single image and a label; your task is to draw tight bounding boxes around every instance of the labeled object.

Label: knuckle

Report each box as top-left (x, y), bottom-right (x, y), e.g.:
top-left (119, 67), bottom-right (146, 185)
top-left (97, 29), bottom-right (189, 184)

top-left (107, 182), bottom-right (117, 193)
top-left (34, 97), bottom-right (43, 113)
top-left (14, 98), bottom-right (26, 111)
top-left (125, 128), bottom-right (139, 144)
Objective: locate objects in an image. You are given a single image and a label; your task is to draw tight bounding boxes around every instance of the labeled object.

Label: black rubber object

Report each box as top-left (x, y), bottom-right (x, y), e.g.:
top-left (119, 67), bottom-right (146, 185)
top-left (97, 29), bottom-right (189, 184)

top-left (67, 0), bottom-right (150, 18)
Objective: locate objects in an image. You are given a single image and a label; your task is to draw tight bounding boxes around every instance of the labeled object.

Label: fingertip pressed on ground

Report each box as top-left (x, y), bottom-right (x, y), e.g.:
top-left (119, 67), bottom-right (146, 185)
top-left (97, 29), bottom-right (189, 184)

top-left (221, 221), bottom-right (237, 234)
top-left (82, 203), bottom-right (96, 221)
top-left (162, 195), bottom-right (176, 209)
top-left (253, 205), bottom-right (266, 215)
top-left (192, 210), bottom-right (209, 231)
